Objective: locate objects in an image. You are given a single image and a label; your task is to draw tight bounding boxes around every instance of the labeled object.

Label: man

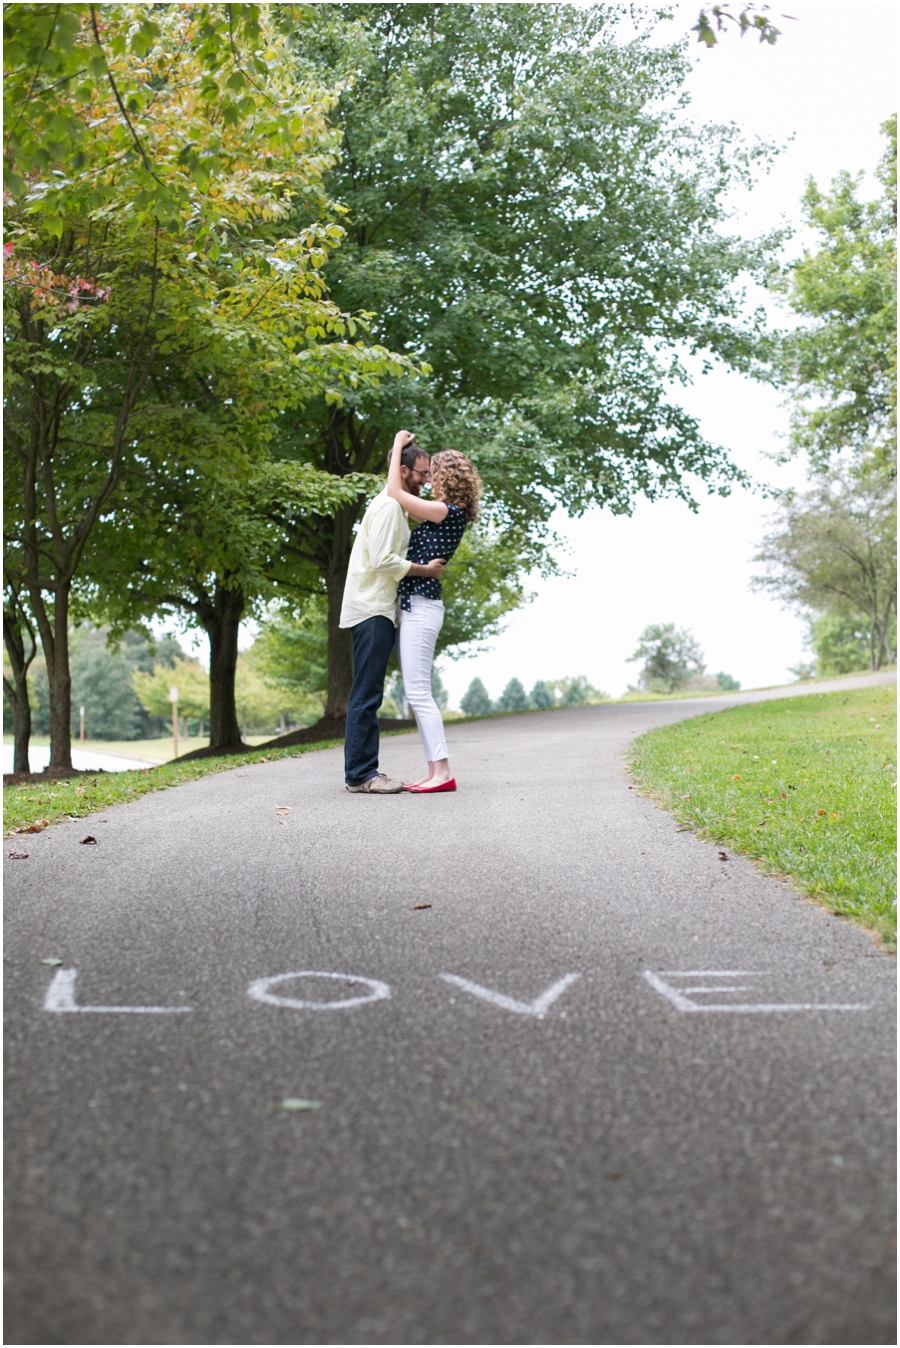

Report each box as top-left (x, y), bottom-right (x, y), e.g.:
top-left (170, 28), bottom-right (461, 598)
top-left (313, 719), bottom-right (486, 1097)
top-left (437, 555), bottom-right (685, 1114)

top-left (340, 431), bottom-right (445, 793)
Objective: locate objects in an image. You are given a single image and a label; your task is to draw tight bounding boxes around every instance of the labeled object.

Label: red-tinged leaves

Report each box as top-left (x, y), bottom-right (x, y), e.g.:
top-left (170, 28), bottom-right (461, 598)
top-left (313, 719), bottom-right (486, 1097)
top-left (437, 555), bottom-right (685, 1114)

top-left (413, 903), bottom-right (432, 910)
top-left (718, 851), bottom-right (728, 861)
top-left (8, 852), bottom-right (29, 860)
top-left (80, 835), bottom-right (98, 845)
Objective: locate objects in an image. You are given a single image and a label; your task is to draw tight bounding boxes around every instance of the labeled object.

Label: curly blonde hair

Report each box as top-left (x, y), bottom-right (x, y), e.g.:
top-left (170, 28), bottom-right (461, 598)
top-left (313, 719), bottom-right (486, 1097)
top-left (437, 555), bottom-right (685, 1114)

top-left (430, 450), bottom-right (482, 523)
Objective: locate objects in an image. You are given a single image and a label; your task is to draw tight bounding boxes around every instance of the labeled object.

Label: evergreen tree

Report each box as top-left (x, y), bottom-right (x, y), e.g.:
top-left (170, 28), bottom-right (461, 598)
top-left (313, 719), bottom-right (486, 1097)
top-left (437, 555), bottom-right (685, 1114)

top-left (498, 678), bottom-right (531, 713)
top-left (529, 680), bottom-right (556, 709)
top-left (461, 678), bottom-right (494, 718)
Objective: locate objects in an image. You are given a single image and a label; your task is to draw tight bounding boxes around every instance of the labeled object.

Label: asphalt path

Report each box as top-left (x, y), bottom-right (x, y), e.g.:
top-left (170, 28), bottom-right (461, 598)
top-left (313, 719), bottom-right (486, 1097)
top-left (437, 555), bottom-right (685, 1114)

top-left (5, 673), bottom-right (896, 1345)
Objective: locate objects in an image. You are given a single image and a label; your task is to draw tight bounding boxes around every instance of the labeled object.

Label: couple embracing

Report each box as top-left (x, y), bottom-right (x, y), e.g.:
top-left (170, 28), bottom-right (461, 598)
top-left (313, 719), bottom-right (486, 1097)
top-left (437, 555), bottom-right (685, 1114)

top-left (339, 430), bottom-right (482, 795)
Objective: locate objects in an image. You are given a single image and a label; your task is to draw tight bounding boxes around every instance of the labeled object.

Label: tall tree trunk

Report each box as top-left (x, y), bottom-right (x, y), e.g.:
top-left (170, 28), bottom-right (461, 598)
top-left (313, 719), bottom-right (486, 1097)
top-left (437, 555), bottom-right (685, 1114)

top-left (200, 582), bottom-right (246, 750)
top-left (32, 585), bottom-right (75, 774)
top-left (323, 502), bottom-right (359, 720)
top-left (2, 601), bottom-right (36, 775)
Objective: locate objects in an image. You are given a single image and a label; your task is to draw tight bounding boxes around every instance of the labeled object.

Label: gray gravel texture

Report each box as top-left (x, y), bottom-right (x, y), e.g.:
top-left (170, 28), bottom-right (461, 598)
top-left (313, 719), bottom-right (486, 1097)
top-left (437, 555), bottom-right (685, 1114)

top-left (5, 672), bottom-right (896, 1345)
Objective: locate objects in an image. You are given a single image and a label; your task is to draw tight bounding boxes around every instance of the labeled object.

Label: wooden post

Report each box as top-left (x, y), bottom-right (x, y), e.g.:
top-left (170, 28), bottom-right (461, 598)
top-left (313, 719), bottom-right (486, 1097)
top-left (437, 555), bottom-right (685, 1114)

top-left (169, 686), bottom-right (179, 761)
top-left (79, 705), bottom-right (85, 743)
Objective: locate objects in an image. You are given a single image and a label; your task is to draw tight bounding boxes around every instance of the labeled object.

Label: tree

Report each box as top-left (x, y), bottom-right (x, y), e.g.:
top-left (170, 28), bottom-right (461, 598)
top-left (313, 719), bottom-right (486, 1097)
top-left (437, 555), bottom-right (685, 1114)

top-left (461, 678), bottom-right (494, 718)
top-left (24, 626), bottom-right (186, 740)
top-left (251, 598), bottom-right (329, 727)
top-left (497, 678), bottom-right (531, 713)
top-left (233, 654), bottom-right (299, 740)
top-left (693, 5), bottom-right (788, 47)
top-left (276, 2), bottom-right (782, 715)
top-left (628, 624), bottom-right (707, 694)
top-left (715, 672), bottom-right (742, 691)
top-left (773, 117), bottom-right (897, 474)
top-left (91, 464), bottom-right (370, 751)
top-left (4, 4), bottom-right (417, 765)
top-left (133, 657), bottom-right (210, 730)
top-left (754, 469), bottom-right (897, 669)
top-left (2, 581), bottom-right (37, 772)
top-left (810, 613), bottom-right (875, 677)
top-left (530, 680), bottom-right (556, 710)
top-left (382, 671), bottom-right (407, 720)
top-left (755, 121), bottom-right (897, 677)
top-left (555, 676), bottom-right (606, 706)
top-left (67, 628), bottom-right (141, 741)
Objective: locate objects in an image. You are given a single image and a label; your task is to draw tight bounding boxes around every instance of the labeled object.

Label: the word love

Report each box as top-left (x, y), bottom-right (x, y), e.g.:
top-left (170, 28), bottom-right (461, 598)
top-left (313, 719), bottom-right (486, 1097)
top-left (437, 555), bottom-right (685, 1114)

top-left (43, 968), bottom-right (583, 1019)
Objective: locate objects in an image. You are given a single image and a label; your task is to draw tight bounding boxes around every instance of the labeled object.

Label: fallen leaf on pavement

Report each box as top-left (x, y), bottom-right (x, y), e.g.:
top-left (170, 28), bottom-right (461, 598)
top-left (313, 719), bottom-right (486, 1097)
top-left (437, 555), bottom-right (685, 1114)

top-left (281, 1098), bottom-right (322, 1111)
top-left (8, 851), bottom-right (28, 859)
top-left (413, 903), bottom-right (432, 910)
top-left (80, 835), bottom-right (98, 845)
top-left (718, 851), bottom-right (728, 861)
top-left (41, 957), bottom-right (64, 967)
top-left (26, 824), bottom-right (44, 834)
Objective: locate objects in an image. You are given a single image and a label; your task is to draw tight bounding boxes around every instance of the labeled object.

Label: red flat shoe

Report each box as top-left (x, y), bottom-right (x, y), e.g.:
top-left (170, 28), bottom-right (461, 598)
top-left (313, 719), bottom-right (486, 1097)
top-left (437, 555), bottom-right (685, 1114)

top-left (407, 777), bottom-right (457, 793)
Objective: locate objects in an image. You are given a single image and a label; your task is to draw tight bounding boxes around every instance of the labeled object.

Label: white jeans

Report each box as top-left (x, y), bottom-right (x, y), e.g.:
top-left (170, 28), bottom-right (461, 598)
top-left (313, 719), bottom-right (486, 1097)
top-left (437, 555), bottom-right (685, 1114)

top-left (398, 596), bottom-right (448, 763)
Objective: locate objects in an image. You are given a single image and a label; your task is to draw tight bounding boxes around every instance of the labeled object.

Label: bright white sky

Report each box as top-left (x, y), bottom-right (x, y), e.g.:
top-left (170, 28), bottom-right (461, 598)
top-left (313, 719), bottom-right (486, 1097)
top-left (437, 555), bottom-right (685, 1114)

top-left (212, 3), bottom-right (895, 706)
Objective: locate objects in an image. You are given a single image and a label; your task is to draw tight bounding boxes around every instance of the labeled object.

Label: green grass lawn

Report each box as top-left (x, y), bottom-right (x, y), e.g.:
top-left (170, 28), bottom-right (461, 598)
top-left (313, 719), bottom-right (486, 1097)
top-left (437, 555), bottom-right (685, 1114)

top-left (3, 739), bottom-right (344, 837)
top-left (629, 685), bottom-right (897, 949)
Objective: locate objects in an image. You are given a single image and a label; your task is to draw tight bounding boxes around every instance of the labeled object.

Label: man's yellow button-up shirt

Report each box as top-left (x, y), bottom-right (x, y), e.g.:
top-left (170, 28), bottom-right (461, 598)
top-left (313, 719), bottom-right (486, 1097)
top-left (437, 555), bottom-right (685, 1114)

top-left (339, 488), bottom-right (412, 629)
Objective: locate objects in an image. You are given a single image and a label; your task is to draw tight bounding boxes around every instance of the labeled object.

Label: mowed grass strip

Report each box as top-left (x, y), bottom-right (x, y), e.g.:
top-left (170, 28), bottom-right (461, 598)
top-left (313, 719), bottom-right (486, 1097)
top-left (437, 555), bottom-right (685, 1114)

top-left (629, 686), bottom-right (897, 949)
top-left (3, 739), bottom-right (344, 837)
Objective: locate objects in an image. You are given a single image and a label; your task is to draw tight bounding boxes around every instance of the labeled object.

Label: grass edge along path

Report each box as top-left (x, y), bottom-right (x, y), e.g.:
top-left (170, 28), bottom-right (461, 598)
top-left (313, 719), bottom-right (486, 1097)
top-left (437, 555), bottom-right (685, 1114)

top-left (3, 738), bottom-right (349, 838)
top-left (628, 686), bottom-right (897, 951)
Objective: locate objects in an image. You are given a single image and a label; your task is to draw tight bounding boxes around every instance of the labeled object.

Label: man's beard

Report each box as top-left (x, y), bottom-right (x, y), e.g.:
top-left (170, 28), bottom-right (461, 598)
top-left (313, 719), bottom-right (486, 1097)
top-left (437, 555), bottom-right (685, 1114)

top-left (404, 463), bottom-right (430, 497)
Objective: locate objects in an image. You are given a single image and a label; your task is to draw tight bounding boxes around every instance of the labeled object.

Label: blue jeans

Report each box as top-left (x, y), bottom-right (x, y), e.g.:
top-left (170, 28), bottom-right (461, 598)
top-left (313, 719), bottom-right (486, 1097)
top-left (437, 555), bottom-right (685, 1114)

top-left (344, 616), bottom-right (397, 786)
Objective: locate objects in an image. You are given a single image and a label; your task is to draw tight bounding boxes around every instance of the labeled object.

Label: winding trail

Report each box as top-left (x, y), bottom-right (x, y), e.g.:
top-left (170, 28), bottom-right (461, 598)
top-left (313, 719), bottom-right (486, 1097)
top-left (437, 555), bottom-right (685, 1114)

top-left (5, 672), bottom-right (895, 1344)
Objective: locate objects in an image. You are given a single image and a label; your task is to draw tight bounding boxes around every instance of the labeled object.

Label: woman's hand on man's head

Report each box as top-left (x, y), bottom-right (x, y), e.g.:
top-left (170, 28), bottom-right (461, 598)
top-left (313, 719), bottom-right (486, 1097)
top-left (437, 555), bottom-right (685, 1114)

top-left (393, 429), bottom-right (415, 453)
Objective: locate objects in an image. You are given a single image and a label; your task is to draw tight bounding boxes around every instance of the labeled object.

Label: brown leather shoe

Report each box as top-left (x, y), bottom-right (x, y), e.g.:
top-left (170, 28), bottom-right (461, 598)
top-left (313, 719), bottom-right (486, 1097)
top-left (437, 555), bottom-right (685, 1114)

top-left (346, 772), bottom-right (404, 794)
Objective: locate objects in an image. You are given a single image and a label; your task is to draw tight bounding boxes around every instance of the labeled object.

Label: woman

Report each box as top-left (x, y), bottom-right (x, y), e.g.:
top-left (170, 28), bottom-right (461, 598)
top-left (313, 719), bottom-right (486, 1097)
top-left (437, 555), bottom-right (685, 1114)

top-left (387, 429), bottom-right (482, 793)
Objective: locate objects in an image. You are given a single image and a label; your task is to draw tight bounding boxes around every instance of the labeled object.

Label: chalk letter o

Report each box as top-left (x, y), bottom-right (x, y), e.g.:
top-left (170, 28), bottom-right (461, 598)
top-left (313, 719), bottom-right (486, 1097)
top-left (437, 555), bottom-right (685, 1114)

top-left (247, 971), bottom-right (391, 1011)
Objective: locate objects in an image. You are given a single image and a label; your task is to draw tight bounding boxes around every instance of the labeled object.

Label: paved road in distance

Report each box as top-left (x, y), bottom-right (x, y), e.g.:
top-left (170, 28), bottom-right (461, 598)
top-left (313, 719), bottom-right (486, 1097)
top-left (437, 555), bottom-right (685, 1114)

top-left (5, 673), bottom-right (896, 1344)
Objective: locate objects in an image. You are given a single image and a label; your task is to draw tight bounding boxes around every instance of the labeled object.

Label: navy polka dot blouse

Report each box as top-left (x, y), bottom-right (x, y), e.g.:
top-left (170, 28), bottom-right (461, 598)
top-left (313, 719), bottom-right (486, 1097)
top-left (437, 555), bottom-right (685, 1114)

top-left (399, 502), bottom-right (467, 611)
